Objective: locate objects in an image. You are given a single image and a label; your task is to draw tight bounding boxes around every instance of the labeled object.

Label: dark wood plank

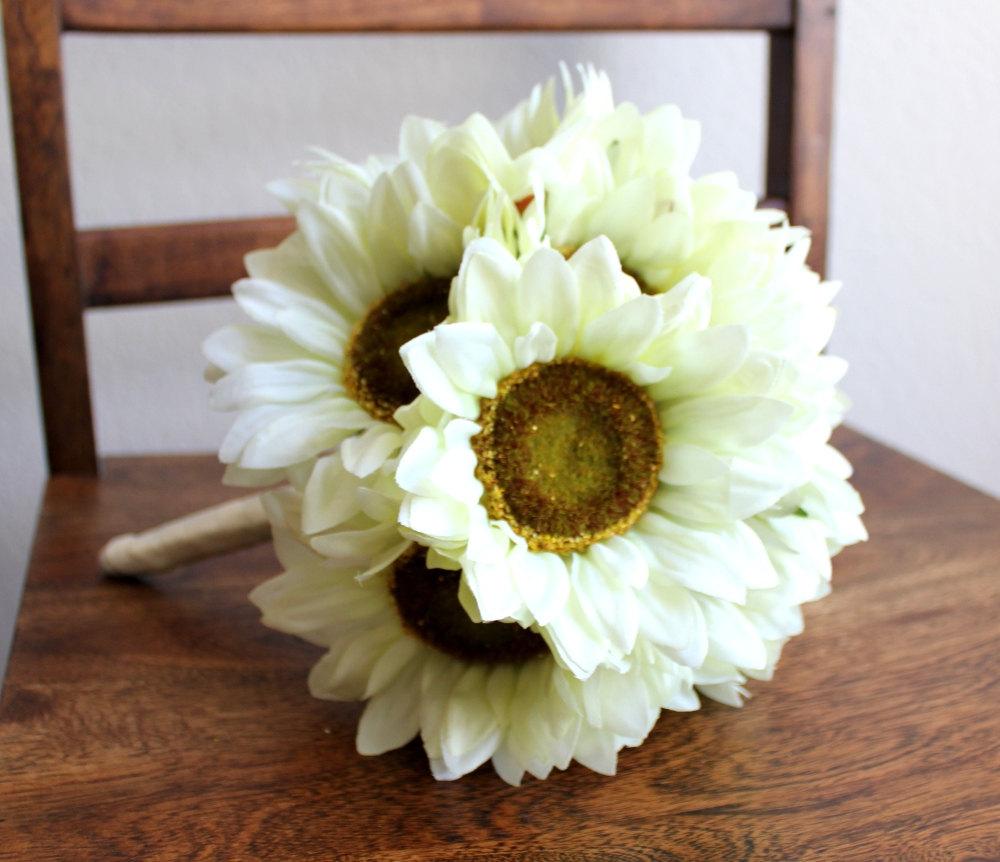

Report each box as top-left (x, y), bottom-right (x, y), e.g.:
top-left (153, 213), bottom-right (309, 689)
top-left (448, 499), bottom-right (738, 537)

top-left (60, 0), bottom-right (794, 33)
top-left (788, 0), bottom-right (837, 275)
top-left (2, 431), bottom-right (999, 859)
top-left (3, 0), bottom-right (96, 473)
top-left (78, 216), bottom-right (293, 307)
top-left (78, 199), bottom-right (790, 307)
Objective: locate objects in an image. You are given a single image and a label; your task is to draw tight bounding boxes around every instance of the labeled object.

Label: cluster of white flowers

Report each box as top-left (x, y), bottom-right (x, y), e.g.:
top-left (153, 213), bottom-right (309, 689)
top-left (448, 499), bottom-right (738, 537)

top-left (207, 66), bottom-right (866, 785)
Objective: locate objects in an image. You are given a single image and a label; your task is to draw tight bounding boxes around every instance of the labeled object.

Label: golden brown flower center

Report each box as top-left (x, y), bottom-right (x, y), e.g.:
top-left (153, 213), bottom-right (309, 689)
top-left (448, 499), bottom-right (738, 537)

top-left (390, 545), bottom-right (547, 664)
top-left (343, 278), bottom-right (451, 422)
top-left (472, 358), bottom-right (662, 554)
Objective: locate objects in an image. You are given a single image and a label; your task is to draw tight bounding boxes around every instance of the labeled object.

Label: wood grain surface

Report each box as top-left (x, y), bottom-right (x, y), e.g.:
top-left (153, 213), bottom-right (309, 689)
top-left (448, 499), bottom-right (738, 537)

top-left (60, 0), bottom-right (794, 34)
top-left (78, 217), bottom-right (293, 307)
top-left (2, 428), bottom-right (999, 860)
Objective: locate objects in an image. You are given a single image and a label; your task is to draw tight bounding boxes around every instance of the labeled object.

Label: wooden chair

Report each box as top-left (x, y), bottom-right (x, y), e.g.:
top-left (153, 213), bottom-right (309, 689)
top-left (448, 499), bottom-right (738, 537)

top-left (3, 2), bottom-right (998, 857)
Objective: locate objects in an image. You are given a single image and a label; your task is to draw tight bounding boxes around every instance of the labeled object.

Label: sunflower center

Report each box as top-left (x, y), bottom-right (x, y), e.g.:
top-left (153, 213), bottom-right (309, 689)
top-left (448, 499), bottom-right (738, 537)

top-left (472, 358), bottom-right (662, 554)
top-left (344, 277), bottom-right (451, 422)
top-left (390, 546), bottom-right (547, 664)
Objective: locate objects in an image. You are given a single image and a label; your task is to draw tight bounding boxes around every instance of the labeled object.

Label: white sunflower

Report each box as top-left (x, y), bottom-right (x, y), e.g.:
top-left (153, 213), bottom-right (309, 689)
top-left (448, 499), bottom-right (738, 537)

top-left (386, 235), bottom-right (864, 682)
top-left (203, 100), bottom-right (551, 487)
top-left (202, 148), bottom-right (462, 487)
top-left (511, 69), bottom-right (841, 374)
top-left (253, 469), bottom-right (698, 785)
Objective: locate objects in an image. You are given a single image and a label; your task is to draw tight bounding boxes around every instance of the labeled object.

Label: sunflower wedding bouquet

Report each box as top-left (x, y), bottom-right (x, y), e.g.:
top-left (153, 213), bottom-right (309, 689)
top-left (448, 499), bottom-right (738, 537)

top-left (144, 67), bottom-right (868, 785)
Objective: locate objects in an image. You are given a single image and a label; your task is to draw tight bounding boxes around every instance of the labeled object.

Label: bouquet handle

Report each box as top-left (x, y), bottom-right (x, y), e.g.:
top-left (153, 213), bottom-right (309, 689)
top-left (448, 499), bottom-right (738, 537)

top-left (99, 493), bottom-right (270, 576)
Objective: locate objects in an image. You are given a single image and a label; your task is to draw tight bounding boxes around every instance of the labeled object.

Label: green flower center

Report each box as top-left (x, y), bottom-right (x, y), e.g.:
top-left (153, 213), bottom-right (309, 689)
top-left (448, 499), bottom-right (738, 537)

top-left (390, 546), bottom-right (547, 664)
top-left (344, 278), bottom-right (451, 422)
top-left (472, 358), bottom-right (662, 554)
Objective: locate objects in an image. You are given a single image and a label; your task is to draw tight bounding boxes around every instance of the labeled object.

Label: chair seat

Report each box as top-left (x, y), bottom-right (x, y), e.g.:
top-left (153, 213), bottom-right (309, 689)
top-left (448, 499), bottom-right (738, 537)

top-left (2, 431), bottom-right (999, 859)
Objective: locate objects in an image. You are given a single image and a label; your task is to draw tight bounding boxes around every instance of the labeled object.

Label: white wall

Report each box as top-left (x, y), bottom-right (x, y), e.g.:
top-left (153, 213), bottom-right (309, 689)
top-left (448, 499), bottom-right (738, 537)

top-left (2, 2), bottom-right (998, 677)
top-left (827, 0), bottom-right (1000, 492)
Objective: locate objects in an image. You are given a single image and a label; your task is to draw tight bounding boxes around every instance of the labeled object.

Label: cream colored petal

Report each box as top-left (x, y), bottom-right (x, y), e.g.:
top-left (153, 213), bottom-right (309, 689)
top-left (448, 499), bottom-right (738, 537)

top-left (578, 294), bottom-right (663, 370)
top-left (513, 321), bottom-right (558, 368)
top-left (357, 666), bottom-right (422, 754)
top-left (297, 200), bottom-right (384, 318)
top-left (514, 246), bottom-right (580, 353)
top-left (340, 423), bottom-right (404, 478)
top-left (302, 454), bottom-right (362, 535)
top-left (646, 326), bottom-right (750, 401)
top-left (450, 238), bottom-right (521, 340)
top-left (662, 395), bottom-right (793, 454)
top-left (400, 332), bottom-right (481, 419)
top-left (398, 495), bottom-right (470, 543)
top-left (566, 236), bottom-right (629, 324)
top-left (429, 322), bottom-right (514, 399)
top-left (407, 202), bottom-right (464, 277)
top-left (509, 547), bottom-right (570, 626)
top-left (398, 115), bottom-right (446, 164)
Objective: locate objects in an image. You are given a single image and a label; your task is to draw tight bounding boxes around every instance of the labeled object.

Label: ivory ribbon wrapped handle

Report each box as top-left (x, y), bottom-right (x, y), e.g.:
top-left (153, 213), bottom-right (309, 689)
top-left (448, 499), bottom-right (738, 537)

top-left (99, 493), bottom-right (271, 576)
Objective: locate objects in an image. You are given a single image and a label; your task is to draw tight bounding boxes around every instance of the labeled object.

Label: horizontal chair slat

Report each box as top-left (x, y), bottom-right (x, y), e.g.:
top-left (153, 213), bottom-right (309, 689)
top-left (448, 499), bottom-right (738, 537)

top-left (79, 195), bottom-right (792, 307)
top-left (61, 0), bottom-right (793, 34)
top-left (79, 216), bottom-right (293, 307)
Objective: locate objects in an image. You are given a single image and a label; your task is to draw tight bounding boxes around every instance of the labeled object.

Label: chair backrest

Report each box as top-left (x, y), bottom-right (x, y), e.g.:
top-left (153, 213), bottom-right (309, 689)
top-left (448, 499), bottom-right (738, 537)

top-left (3, 0), bottom-right (837, 476)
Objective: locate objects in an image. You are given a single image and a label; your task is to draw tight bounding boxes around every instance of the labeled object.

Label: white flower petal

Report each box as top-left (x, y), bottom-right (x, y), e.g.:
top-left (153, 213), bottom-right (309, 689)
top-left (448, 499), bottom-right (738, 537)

top-left (514, 247), bottom-right (580, 353)
top-left (639, 513), bottom-right (752, 603)
top-left (698, 597), bottom-right (768, 670)
top-left (399, 115), bottom-right (446, 164)
top-left (638, 581), bottom-right (708, 667)
top-left (398, 495), bottom-right (470, 542)
top-left (238, 400), bottom-right (371, 469)
top-left (203, 324), bottom-right (305, 373)
top-left (450, 238), bottom-right (521, 340)
top-left (302, 454), bottom-right (362, 535)
top-left (509, 547), bottom-right (570, 626)
top-left (566, 236), bottom-right (630, 324)
top-left (442, 665), bottom-right (503, 776)
top-left (572, 726), bottom-right (619, 776)
top-left (586, 177), bottom-right (656, 256)
top-left (586, 535), bottom-right (649, 589)
top-left (660, 443), bottom-right (729, 485)
top-left (647, 326), bottom-right (750, 400)
top-left (364, 638), bottom-right (422, 697)
top-left (400, 332), bottom-right (481, 419)
top-left (654, 274), bottom-right (712, 333)
top-left (663, 395), bottom-right (793, 453)
top-left (513, 321), bottom-right (558, 368)
top-left (463, 559), bottom-right (523, 621)
top-left (209, 360), bottom-right (337, 411)
top-left (297, 201), bottom-right (383, 317)
top-left (578, 294), bottom-right (663, 369)
top-left (357, 667), bottom-right (422, 755)
top-left (340, 423), bottom-right (404, 478)
top-left (407, 202), bottom-right (463, 277)
top-left (310, 523), bottom-right (404, 568)
top-left (429, 322), bottom-right (514, 398)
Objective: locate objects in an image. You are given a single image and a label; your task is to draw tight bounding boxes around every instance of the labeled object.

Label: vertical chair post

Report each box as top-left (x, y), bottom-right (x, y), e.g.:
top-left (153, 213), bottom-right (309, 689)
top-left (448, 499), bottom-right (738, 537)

top-left (767, 0), bottom-right (837, 276)
top-left (3, 0), bottom-right (97, 474)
